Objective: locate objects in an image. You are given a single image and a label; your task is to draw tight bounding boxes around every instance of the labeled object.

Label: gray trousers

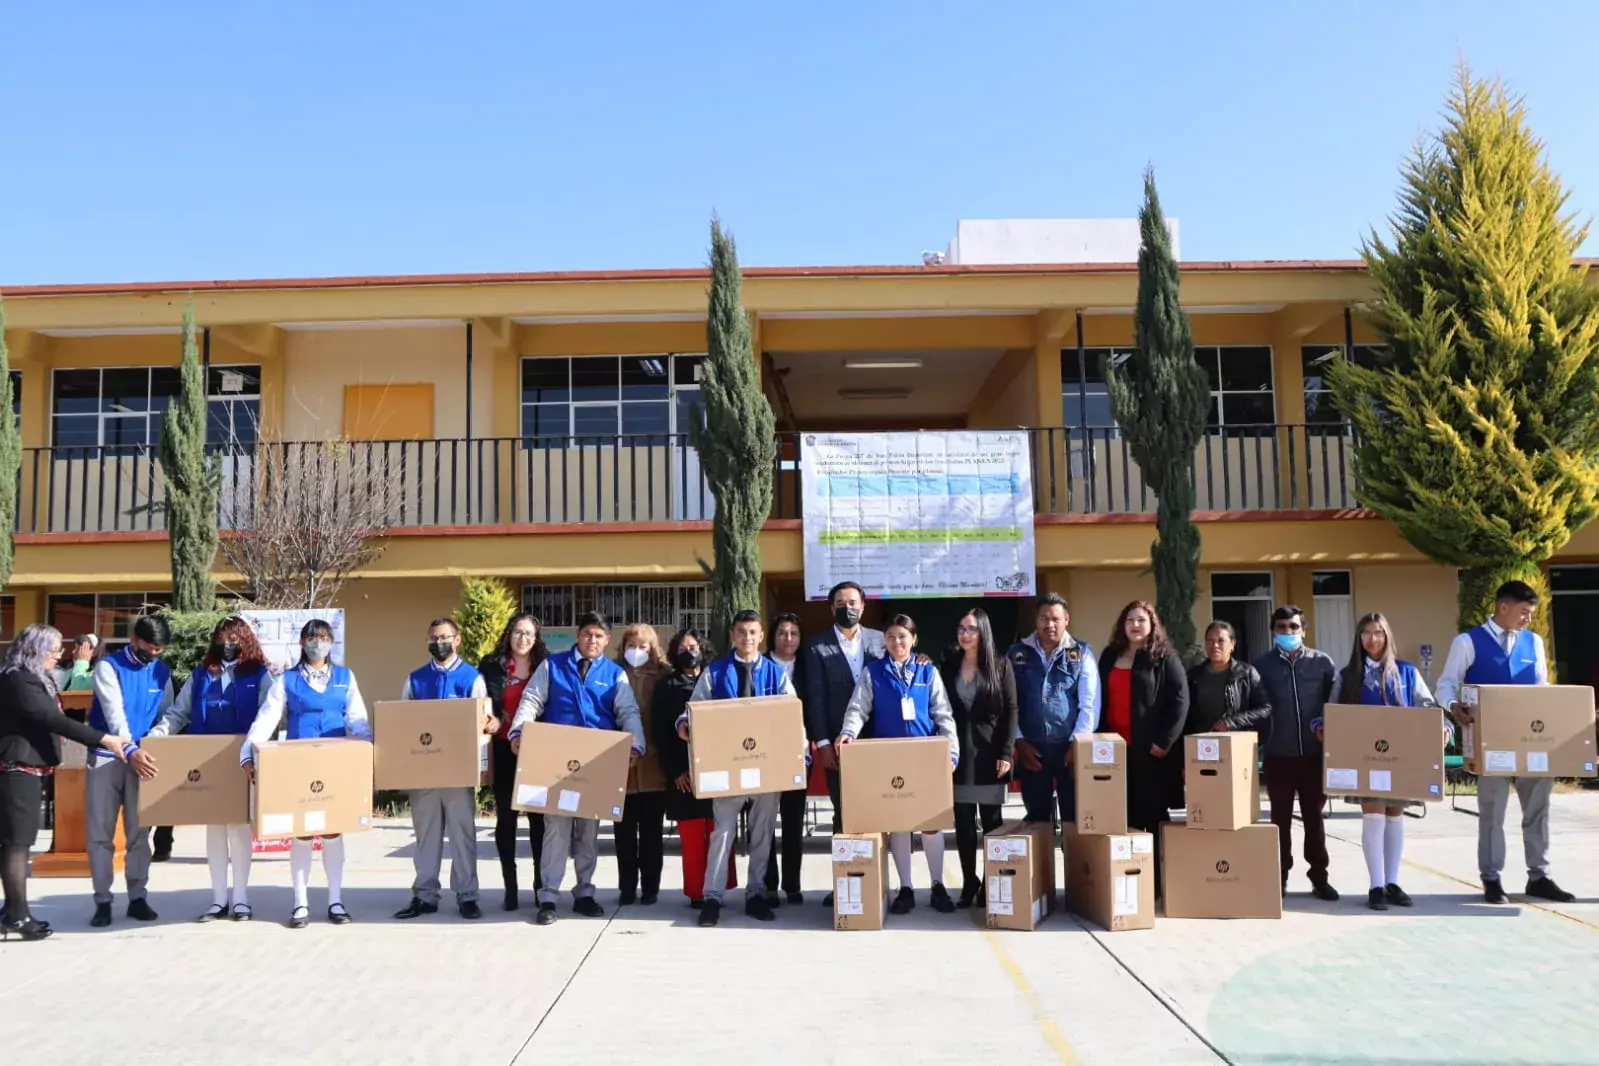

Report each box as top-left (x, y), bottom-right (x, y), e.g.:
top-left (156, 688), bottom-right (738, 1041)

top-left (539, 815), bottom-right (600, 904)
top-left (87, 755), bottom-right (152, 905)
top-left (705, 793), bottom-right (777, 905)
top-left (409, 787), bottom-right (479, 904)
top-left (1477, 776), bottom-right (1554, 882)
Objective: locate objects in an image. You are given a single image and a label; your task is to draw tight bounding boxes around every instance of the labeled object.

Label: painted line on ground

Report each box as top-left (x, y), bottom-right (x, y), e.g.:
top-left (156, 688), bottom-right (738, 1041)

top-left (982, 928), bottom-right (1084, 1065)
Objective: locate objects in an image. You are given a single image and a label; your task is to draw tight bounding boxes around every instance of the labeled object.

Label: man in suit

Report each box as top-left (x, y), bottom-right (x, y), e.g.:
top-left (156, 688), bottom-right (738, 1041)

top-left (801, 580), bottom-right (885, 906)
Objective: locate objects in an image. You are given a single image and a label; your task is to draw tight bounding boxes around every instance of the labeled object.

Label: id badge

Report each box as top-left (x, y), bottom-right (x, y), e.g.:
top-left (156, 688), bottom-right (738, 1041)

top-left (901, 696), bottom-right (917, 720)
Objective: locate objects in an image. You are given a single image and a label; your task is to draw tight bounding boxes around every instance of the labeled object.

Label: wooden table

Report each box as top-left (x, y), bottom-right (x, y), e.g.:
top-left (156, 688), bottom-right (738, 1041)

top-left (33, 690), bottom-right (125, 878)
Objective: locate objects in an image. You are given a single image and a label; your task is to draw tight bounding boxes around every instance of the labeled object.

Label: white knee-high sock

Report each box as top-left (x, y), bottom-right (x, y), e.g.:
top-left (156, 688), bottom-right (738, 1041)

top-left (888, 832), bottom-right (915, 890)
top-left (322, 835), bottom-right (346, 906)
top-left (922, 831), bottom-right (947, 885)
top-left (290, 838), bottom-right (314, 910)
top-left (206, 824), bottom-right (230, 906)
top-left (1383, 815), bottom-right (1405, 886)
top-left (228, 824), bottom-right (252, 906)
top-left (1361, 813), bottom-right (1386, 890)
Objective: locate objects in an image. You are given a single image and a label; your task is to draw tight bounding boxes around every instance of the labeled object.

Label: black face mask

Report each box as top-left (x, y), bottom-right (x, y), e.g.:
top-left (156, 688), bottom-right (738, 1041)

top-left (833, 605), bottom-right (863, 630)
top-left (428, 640), bottom-right (454, 662)
top-left (672, 649), bottom-right (701, 673)
top-left (128, 645), bottom-right (155, 666)
top-left (214, 641), bottom-right (241, 663)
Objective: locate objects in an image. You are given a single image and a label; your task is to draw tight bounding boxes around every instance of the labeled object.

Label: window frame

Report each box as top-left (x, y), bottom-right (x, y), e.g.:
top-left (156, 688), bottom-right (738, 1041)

top-left (50, 364), bottom-right (262, 454)
top-left (519, 354), bottom-right (705, 449)
top-left (1061, 344), bottom-right (1277, 433)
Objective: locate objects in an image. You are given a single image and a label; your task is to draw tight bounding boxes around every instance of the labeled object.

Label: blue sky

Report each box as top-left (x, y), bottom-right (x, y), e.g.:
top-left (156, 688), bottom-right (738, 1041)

top-left (3, 1), bottom-right (1596, 284)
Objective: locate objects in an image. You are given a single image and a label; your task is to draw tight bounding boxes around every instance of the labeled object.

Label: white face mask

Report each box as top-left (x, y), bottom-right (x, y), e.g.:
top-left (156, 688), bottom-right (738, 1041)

top-left (624, 647), bottom-right (651, 668)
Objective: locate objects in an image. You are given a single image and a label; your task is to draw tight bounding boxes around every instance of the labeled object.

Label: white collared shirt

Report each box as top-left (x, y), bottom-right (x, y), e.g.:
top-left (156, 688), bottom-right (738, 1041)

top-left (835, 626), bottom-right (866, 682)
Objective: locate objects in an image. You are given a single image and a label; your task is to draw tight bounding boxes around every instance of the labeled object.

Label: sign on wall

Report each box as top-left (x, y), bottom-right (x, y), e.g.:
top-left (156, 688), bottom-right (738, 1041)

top-left (800, 431), bottom-right (1036, 600)
top-left (240, 609), bottom-right (347, 672)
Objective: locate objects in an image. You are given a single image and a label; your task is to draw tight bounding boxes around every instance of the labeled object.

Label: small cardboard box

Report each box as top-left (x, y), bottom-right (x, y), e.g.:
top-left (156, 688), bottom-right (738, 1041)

top-left (831, 833), bottom-right (889, 931)
top-left (1460, 684), bottom-right (1597, 778)
top-left (1072, 733), bottom-right (1128, 834)
top-left (511, 722), bottom-right (632, 821)
top-left (251, 739), bottom-right (374, 840)
top-left (983, 820), bottom-right (1056, 931)
top-left (840, 736), bottom-right (955, 834)
top-left (1161, 820), bottom-right (1281, 919)
top-left (1063, 824), bottom-right (1155, 932)
top-left (686, 695), bottom-right (808, 799)
top-left (139, 734), bottom-right (251, 826)
top-left (1184, 731), bottom-right (1258, 830)
top-left (1322, 703), bottom-right (1447, 802)
top-left (372, 698), bottom-right (491, 790)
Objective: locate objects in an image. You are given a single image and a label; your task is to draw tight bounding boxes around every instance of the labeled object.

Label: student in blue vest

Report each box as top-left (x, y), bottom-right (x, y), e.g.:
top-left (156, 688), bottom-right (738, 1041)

top-left (147, 616), bottom-right (279, 922)
top-left (86, 614), bottom-right (176, 928)
top-left (838, 613), bottom-right (960, 914)
top-left (674, 609), bottom-right (798, 927)
top-left (1436, 580), bottom-right (1577, 905)
top-left (510, 611), bottom-right (646, 926)
top-left (1009, 593), bottom-right (1101, 827)
top-left (241, 618), bottom-right (371, 928)
top-left (1330, 612), bottom-right (1446, 911)
top-left (393, 616), bottom-right (497, 921)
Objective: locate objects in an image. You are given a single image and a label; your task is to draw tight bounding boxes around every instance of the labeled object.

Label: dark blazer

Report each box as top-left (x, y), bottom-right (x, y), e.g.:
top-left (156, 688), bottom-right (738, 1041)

top-left (939, 651), bottom-right (1019, 788)
top-left (0, 668), bottom-right (107, 767)
top-left (651, 671), bottom-right (712, 822)
top-left (1184, 660), bottom-right (1272, 736)
top-left (1096, 646), bottom-right (1190, 754)
top-left (801, 627), bottom-right (886, 742)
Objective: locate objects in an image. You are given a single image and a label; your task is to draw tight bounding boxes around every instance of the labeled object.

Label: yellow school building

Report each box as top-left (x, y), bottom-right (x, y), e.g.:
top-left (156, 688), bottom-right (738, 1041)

top-left (4, 257), bottom-right (1598, 692)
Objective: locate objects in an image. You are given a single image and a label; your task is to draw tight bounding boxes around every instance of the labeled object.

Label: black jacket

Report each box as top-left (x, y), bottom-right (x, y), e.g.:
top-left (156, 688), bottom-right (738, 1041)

top-left (0, 669), bottom-right (107, 767)
top-left (651, 670), bottom-right (713, 822)
top-left (939, 651), bottom-right (1019, 787)
top-left (1095, 647), bottom-right (1190, 753)
top-left (1184, 660), bottom-right (1273, 736)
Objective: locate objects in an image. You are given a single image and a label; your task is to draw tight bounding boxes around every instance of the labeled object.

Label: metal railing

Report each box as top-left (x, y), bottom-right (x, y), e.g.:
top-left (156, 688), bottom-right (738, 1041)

top-left (16, 424), bottom-right (1357, 535)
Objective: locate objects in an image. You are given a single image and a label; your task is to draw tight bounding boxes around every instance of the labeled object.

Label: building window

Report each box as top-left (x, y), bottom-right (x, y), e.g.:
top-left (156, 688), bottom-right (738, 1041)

top-left (1210, 571), bottom-right (1275, 664)
top-left (1062, 345), bottom-right (1275, 432)
top-left (1301, 344), bottom-right (1384, 429)
top-left (47, 592), bottom-right (168, 650)
top-left (522, 582), bottom-right (711, 644)
top-left (51, 365), bottom-right (261, 456)
top-left (1312, 570), bottom-right (1354, 659)
top-left (1059, 348), bottom-right (1129, 432)
top-left (0, 595), bottom-right (13, 646)
top-left (520, 355), bottom-right (705, 447)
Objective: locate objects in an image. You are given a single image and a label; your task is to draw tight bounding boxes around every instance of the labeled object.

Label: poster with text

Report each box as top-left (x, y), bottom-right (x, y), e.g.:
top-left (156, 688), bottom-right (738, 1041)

top-left (240, 609), bottom-right (347, 673)
top-left (800, 431), bottom-right (1036, 600)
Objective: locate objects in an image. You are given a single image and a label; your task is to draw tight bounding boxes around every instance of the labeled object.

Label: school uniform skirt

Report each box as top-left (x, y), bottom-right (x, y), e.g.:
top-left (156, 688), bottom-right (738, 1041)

top-left (0, 769), bottom-right (46, 847)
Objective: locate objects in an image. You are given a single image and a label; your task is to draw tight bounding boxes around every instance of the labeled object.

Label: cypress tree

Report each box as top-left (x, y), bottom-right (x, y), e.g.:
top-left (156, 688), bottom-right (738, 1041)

top-left (1106, 170), bottom-right (1211, 660)
top-left (0, 300), bottom-right (18, 592)
top-left (159, 302), bottom-right (220, 612)
top-left (1329, 68), bottom-right (1599, 644)
top-left (691, 219), bottom-right (776, 644)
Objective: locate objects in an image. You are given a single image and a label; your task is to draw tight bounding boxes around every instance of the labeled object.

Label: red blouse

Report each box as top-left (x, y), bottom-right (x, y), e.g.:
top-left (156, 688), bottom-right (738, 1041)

top-left (496, 665), bottom-right (530, 740)
top-left (1106, 667), bottom-right (1133, 744)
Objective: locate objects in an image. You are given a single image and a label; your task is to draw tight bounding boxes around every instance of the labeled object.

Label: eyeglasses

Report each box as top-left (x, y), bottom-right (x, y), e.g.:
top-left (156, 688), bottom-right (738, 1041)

top-left (957, 625), bottom-right (979, 635)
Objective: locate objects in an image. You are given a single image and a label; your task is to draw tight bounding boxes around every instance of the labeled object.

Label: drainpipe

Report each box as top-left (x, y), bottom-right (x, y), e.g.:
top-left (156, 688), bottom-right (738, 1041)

top-left (465, 320), bottom-right (474, 524)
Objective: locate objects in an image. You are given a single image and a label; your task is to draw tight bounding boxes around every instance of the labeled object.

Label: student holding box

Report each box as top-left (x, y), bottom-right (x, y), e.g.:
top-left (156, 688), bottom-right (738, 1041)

top-left (480, 613), bottom-right (547, 911)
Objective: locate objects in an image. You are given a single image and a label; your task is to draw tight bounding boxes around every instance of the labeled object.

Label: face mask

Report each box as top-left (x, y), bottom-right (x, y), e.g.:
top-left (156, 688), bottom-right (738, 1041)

top-left (672, 649), bottom-right (701, 673)
top-left (428, 640), bottom-right (454, 662)
top-left (624, 647), bottom-right (651, 668)
top-left (304, 640), bottom-right (333, 662)
top-left (128, 645), bottom-right (155, 666)
top-left (834, 605), bottom-right (863, 630)
top-left (215, 641), bottom-right (241, 663)
top-left (1274, 632), bottom-right (1303, 653)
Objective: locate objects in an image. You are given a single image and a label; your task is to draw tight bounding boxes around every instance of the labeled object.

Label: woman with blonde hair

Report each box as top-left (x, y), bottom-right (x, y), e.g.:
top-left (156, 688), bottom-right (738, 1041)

top-left (615, 622), bottom-right (670, 905)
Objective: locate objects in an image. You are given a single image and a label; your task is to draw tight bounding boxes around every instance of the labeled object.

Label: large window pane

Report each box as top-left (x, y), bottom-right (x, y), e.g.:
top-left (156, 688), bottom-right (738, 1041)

top-left (208, 399), bottom-right (259, 447)
top-left (1211, 572), bottom-right (1273, 599)
top-left (48, 594), bottom-right (96, 640)
top-left (571, 357), bottom-right (619, 403)
top-left (572, 405), bottom-right (620, 438)
top-left (1312, 570), bottom-right (1352, 597)
top-left (1305, 390), bottom-right (1345, 426)
top-left (53, 369), bottom-right (100, 415)
top-left (622, 356), bottom-right (670, 400)
top-left (1220, 346), bottom-right (1273, 392)
top-left (1064, 390), bottom-right (1114, 429)
top-left (103, 415), bottom-right (148, 454)
top-left (1221, 392), bottom-right (1275, 428)
top-left (674, 392), bottom-right (704, 437)
top-left (1194, 347), bottom-right (1221, 393)
top-left (98, 593), bottom-right (163, 640)
top-left (522, 403), bottom-right (570, 443)
top-left (102, 368), bottom-right (150, 413)
top-left (673, 355), bottom-right (705, 386)
top-left (522, 359), bottom-right (570, 404)
top-left (53, 414), bottom-right (99, 450)
top-left (622, 400), bottom-right (670, 436)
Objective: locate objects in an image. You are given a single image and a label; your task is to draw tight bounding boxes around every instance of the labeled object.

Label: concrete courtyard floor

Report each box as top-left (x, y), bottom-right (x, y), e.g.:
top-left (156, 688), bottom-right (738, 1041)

top-left (3, 792), bottom-right (1596, 1065)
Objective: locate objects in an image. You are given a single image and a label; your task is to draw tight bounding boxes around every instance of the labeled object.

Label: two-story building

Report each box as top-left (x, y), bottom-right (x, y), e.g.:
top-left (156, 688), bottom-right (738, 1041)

top-left (5, 254), bottom-right (1599, 693)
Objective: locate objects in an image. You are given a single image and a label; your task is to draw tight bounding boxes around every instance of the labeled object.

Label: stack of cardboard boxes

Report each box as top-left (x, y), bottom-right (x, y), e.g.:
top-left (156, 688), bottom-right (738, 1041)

top-left (1058, 733), bottom-right (1155, 932)
top-left (836, 735), bottom-right (955, 930)
top-left (1162, 732), bottom-right (1281, 919)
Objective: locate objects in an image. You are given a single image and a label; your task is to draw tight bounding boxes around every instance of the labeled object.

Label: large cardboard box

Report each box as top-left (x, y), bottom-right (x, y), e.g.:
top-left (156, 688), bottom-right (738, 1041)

top-left (1063, 824), bottom-right (1155, 932)
top-left (840, 736), bottom-right (955, 834)
top-left (139, 734), bottom-right (251, 826)
top-left (983, 820), bottom-right (1056, 931)
top-left (1322, 703), bottom-right (1447, 802)
top-left (511, 722), bottom-right (631, 820)
top-left (1161, 821), bottom-right (1282, 919)
top-left (372, 698), bottom-right (491, 790)
top-left (1460, 684), bottom-right (1597, 778)
top-left (831, 833), bottom-right (889, 931)
top-left (251, 739), bottom-right (374, 840)
top-left (1072, 733), bottom-right (1128, 834)
top-left (686, 695), bottom-right (808, 798)
top-left (1184, 731), bottom-right (1257, 830)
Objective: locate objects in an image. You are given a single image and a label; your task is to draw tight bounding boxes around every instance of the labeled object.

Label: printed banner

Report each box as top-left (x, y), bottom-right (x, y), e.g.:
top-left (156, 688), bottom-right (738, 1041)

top-left (800, 431), bottom-right (1036, 600)
top-left (239, 609), bottom-right (348, 672)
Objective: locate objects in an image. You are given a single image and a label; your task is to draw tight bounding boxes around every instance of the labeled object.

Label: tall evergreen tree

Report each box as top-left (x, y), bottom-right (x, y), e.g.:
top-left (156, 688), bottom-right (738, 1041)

top-left (691, 219), bottom-right (776, 644)
top-left (159, 303), bottom-right (219, 612)
top-left (1330, 68), bottom-right (1599, 644)
top-left (0, 300), bottom-right (18, 592)
top-left (1106, 170), bottom-right (1211, 659)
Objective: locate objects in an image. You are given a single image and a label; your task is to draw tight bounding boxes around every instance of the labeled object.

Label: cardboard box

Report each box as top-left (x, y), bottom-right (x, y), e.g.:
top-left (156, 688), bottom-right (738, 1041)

top-left (1072, 733), bottom-right (1128, 834)
top-left (983, 820), bottom-right (1056, 930)
top-left (251, 739), bottom-right (374, 840)
top-left (687, 695), bottom-right (809, 798)
top-left (1460, 684), bottom-right (1597, 778)
top-left (1322, 703), bottom-right (1447, 802)
top-left (840, 736), bottom-right (955, 834)
top-left (1161, 821), bottom-right (1281, 919)
top-left (1184, 731), bottom-right (1257, 830)
top-left (139, 734), bottom-right (251, 826)
top-left (511, 722), bottom-right (632, 820)
top-left (831, 833), bottom-right (889, 930)
top-left (372, 698), bottom-right (491, 790)
top-left (1063, 824), bottom-right (1155, 932)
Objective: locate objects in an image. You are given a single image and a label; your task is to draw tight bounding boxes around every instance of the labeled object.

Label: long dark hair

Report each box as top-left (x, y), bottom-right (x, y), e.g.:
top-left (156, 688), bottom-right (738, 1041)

top-left (1105, 600), bottom-right (1173, 663)
top-left (950, 607), bottom-right (1002, 698)
top-left (1340, 612), bottom-right (1400, 705)
top-left (491, 613), bottom-right (549, 671)
top-left (666, 628), bottom-right (709, 676)
top-left (295, 618), bottom-right (339, 668)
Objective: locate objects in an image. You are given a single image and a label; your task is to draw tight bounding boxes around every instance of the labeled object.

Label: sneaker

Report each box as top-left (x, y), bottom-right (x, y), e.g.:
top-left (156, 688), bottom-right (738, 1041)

top-left (745, 897), bottom-right (776, 922)
top-left (327, 903), bottom-right (351, 925)
top-left (1483, 878), bottom-right (1508, 904)
top-left (698, 899), bottom-right (721, 927)
top-left (1309, 881), bottom-right (1340, 903)
top-left (930, 883), bottom-right (956, 914)
top-left (288, 906), bottom-right (310, 930)
top-left (573, 897), bottom-right (605, 918)
top-left (535, 903), bottom-right (557, 926)
top-left (1384, 884), bottom-right (1414, 908)
top-left (458, 901), bottom-right (483, 920)
top-left (90, 903), bottom-right (112, 928)
top-left (1525, 877), bottom-right (1576, 903)
top-left (393, 898), bottom-right (438, 920)
top-left (127, 898), bottom-right (159, 922)
top-left (1367, 888), bottom-right (1389, 911)
top-left (889, 887), bottom-right (915, 915)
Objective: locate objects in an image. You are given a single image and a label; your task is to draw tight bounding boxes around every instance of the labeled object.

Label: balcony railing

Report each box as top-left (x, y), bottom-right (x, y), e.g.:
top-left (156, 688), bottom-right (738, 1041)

top-left (16, 424), bottom-right (1358, 536)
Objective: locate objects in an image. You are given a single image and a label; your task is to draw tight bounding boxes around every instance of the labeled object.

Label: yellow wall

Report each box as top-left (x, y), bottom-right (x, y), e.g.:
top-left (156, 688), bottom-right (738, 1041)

top-left (1350, 563), bottom-right (1459, 671)
top-left (335, 576), bottom-right (464, 698)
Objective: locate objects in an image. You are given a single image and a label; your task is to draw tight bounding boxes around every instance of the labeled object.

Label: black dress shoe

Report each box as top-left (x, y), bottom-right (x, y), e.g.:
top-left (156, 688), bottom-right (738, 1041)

top-left (459, 900), bottom-right (483, 920)
top-left (957, 885), bottom-right (980, 909)
top-left (127, 898), bottom-right (159, 921)
top-left (288, 906), bottom-right (310, 930)
top-left (640, 891), bottom-right (659, 906)
top-left (1483, 878), bottom-right (1508, 904)
top-left (1384, 884), bottom-right (1414, 908)
top-left (764, 888), bottom-right (780, 907)
top-left (573, 897), bottom-right (605, 918)
top-left (1, 918), bottom-right (52, 941)
top-left (1367, 888), bottom-right (1389, 911)
top-left (698, 899), bottom-right (721, 927)
top-left (689, 898), bottom-right (704, 910)
top-left (1309, 881), bottom-right (1340, 903)
top-left (197, 904), bottom-right (227, 924)
top-left (90, 903), bottom-right (112, 928)
top-left (930, 883), bottom-right (956, 914)
top-left (503, 889), bottom-right (520, 912)
top-left (889, 887), bottom-right (915, 915)
top-left (150, 850), bottom-right (172, 863)
top-left (393, 898), bottom-right (438, 920)
top-left (745, 897), bottom-right (776, 922)
top-left (1526, 876), bottom-right (1576, 903)
top-left (535, 903), bottom-right (557, 926)
top-left (328, 903), bottom-right (352, 925)
top-left (786, 891), bottom-right (804, 906)
top-left (618, 890), bottom-right (637, 906)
